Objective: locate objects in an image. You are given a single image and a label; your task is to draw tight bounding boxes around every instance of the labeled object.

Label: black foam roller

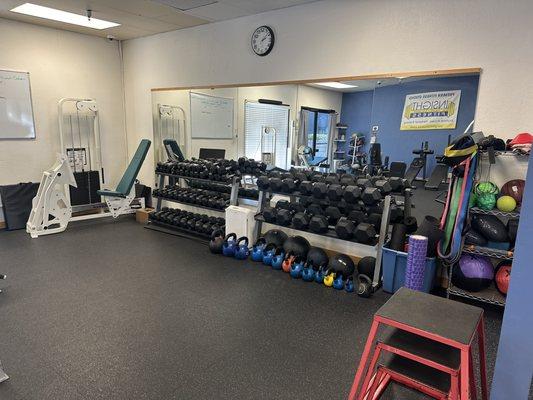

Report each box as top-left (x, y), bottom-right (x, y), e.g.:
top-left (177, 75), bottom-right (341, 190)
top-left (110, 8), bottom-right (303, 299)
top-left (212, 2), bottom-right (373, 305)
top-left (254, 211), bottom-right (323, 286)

top-left (415, 216), bottom-right (444, 257)
top-left (390, 223), bottom-right (407, 251)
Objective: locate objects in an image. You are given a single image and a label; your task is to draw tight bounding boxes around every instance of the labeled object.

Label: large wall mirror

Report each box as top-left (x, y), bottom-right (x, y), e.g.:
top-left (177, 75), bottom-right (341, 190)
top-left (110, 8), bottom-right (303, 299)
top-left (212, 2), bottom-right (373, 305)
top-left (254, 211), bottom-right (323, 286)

top-left (151, 68), bottom-right (480, 182)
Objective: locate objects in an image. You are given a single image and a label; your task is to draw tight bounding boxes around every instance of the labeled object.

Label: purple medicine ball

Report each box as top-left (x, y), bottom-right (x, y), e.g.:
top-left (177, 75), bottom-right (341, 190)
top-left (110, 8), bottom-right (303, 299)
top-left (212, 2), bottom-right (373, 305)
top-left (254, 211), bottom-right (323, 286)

top-left (452, 254), bottom-right (494, 292)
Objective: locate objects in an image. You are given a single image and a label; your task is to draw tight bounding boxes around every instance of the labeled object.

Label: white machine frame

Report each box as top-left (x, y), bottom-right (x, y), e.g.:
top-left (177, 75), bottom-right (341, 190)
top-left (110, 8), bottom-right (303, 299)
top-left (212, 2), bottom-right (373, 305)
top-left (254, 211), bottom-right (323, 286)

top-left (156, 104), bottom-right (187, 162)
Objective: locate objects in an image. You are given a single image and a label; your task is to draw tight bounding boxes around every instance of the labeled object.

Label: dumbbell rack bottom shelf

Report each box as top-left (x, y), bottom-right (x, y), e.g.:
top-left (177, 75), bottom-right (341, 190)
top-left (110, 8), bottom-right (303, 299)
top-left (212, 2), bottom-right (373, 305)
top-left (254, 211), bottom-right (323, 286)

top-left (448, 284), bottom-right (506, 307)
top-left (154, 195), bottom-right (226, 213)
top-left (254, 214), bottom-right (378, 247)
top-left (145, 220), bottom-right (211, 243)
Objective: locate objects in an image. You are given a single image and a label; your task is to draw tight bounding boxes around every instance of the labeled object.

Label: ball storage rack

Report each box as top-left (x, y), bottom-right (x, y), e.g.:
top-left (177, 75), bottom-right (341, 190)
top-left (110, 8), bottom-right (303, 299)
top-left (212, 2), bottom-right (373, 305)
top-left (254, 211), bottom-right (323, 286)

top-left (253, 187), bottom-right (395, 294)
top-left (446, 207), bottom-right (519, 307)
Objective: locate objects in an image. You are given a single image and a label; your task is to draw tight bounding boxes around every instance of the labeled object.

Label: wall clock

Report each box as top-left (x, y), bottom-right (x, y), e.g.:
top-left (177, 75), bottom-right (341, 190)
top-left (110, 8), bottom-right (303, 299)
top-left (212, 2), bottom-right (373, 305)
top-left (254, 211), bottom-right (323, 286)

top-left (251, 26), bottom-right (275, 56)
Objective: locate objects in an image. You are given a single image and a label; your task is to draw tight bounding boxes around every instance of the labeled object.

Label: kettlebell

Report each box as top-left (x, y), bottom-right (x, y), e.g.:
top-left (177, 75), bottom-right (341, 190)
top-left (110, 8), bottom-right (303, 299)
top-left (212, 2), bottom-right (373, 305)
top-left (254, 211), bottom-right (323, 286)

top-left (301, 263), bottom-right (316, 282)
top-left (209, 229), bottom-right (224, 254)
top-left (345, 276), bottom-right (355, 293)
top-left (357, 274), bottom-right (373, 298)
top-left (222, 233), bottom-right (237, 257)
top-left (323, 270), bottom-right (335, 287)
top-left (333, 274), bottom-right (345, 290)
top-left (282, 252), bottom-right (295, 273)
top-left (251, 238), bottom-right (266, 262)
top-left (315, 264), bottom-right (327, 283)
top-left (262, 244), bottom-right (276, 266)
top-left (289, 257), bottom-right (304, 279)
top-left (234, 236), bottom-right (250, 260)
top-left (271, 248), bottom-right (285, 270)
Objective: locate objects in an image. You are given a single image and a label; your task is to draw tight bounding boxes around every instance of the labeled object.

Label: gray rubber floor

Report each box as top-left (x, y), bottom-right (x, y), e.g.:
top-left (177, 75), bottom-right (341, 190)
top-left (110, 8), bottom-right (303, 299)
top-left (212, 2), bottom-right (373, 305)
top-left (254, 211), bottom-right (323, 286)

top-left (0, 217), bottom-right (503, 400)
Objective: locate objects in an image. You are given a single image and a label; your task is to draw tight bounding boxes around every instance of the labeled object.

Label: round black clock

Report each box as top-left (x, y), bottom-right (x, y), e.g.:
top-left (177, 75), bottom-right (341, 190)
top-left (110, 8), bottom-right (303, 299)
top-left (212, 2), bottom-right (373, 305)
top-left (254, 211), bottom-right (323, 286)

top-left (251, 26), bottom-right (275, 56)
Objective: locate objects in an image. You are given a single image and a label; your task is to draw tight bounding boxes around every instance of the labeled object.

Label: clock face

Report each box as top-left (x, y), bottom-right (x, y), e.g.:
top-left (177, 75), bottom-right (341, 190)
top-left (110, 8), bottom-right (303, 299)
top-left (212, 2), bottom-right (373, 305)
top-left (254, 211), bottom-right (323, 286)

top-left (251, 26), bottom-right (275, 56)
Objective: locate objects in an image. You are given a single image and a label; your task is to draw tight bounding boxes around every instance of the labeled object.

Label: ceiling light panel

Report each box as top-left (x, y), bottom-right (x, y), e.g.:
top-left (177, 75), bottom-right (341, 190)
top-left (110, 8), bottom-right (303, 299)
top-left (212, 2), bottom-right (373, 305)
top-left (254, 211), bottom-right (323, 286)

top-left (315, 82), bottom-right (358, 89)
top-left (10, 3), bottom-right (120, 29)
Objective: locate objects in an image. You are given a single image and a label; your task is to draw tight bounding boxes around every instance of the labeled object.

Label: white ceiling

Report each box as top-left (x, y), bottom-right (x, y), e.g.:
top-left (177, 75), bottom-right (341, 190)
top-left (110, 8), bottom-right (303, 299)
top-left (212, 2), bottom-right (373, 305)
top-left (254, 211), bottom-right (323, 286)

top-left (0, 0), bottom-right (318, 39)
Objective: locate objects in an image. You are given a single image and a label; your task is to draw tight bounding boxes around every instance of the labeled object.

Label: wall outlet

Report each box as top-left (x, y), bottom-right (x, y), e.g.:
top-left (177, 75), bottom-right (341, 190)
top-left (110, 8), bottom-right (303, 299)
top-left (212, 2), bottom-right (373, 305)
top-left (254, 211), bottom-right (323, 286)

top-left (372, 125), bottom-right (379, 132)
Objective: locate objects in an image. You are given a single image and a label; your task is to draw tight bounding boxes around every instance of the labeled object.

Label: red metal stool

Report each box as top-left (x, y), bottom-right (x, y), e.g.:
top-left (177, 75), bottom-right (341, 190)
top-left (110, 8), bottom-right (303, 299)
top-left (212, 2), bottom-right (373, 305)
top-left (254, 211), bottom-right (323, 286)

top-left (348, 288), bottom-right (488, 400)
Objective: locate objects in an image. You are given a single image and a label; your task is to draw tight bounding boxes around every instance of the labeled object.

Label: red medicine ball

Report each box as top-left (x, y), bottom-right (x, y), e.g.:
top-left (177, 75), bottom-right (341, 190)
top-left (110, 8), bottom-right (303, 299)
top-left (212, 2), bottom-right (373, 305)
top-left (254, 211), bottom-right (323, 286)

top-left (494, 262), bottom-right (512, 295)
top-left (500, 179), bottom-right (525, 205)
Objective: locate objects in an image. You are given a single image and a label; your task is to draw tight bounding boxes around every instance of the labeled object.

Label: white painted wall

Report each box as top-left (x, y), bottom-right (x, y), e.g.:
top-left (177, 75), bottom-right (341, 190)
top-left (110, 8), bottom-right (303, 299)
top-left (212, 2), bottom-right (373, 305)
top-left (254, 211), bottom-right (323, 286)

top-left (123, 0), bottom-right (533, 186)
top-left (151, 84), bottom-right (342, 173)
top-left (0, 19), bottom-right (126, 215)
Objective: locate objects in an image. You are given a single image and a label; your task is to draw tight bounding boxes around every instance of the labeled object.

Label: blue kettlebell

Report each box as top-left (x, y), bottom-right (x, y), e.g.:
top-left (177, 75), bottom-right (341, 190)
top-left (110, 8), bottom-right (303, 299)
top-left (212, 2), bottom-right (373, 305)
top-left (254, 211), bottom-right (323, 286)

top-left (234, 236), bottom-right (250, 260)
top-left (262, 244), bottom-right (276, 266)
top-left (289, 257), bottom-right (305, 279)
top-left (222, 233), bottom-right (237, 257)
top-left (251, 238), bottom-right (266, 262)
top-left (271, 248), bottom-right (285, 270)
top-left (314, 264), bottom-right (327, 283)
top-left (333, 274), bottom-right (345, 290)
top-left (345, 276), bottom-right (355, 293)
top-left (301, 263), bottom-right (316, 282)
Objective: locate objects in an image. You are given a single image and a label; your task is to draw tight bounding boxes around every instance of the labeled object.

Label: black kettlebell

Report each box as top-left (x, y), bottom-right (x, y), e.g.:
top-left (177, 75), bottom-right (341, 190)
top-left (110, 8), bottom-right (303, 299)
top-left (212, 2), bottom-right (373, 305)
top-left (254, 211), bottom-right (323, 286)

top-left (209, 229), bottom-right (225, 254)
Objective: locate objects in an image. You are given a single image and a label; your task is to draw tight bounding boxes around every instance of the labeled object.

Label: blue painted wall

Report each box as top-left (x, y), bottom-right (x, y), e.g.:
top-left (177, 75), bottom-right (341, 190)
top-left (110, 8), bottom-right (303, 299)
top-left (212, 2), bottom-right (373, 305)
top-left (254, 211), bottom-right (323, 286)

top-left (491, 155), bottom-right (533, 399)
top-left (340, 75), bottom-right (479, 174)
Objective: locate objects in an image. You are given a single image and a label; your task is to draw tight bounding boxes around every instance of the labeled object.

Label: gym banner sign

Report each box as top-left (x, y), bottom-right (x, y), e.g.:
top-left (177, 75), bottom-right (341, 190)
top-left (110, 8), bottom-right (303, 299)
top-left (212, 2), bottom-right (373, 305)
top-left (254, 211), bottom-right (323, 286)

top-left (400, 90), bottom-right (461, 130)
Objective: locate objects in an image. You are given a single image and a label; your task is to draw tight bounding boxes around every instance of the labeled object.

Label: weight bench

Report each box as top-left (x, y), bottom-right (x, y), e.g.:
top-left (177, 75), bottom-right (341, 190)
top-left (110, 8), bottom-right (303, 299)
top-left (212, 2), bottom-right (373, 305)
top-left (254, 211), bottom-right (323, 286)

top-left (163, 138), bottom-right (185, 162)
top-left (98, 139), bottom-right (151, 218)
top-left (27, 139), bottom-right (151, 238)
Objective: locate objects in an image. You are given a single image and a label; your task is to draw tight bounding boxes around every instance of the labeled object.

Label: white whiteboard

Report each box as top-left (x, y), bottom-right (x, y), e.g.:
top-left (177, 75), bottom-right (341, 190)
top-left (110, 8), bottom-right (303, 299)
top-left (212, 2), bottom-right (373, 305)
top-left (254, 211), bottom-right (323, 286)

top-left (0, 70), bottom-right (36, 139)
top-left (190, 92), bottom-right (234, 139)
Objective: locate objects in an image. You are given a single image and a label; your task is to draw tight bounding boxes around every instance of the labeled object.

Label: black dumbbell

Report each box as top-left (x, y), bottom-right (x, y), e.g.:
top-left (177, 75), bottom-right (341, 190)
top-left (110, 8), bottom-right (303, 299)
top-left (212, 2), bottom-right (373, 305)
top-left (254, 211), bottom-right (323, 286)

top-left (325, 206), bottom-right (342, 225)
top-left (263, 206), bottom-right (277, 223)
top-left (312, 182), bottom-right (328, 199)
top-left (335, 217), bottom-right (356, 240)
top-left (389, 205), bottom-right (404, 223)
top-left (256, 175), bottom-right (270, 190)
top-left (309, 215), bottom-right (329, 233)
top-left (269, 177), bottom-right (283, 192)
top-left (366, 213), bottom-right (382, 231)
top-left (281, 177), bottom-right (298, 193)
top-left (275, 200), bottom-right (290, 210)
top-left (292, 212), bottom-right (310, 230)
top-left (327, 184), bottom-right (344, 201)
top-left (388, 177), bottom-right (404, 192)
top-left (307, 203), bottom-right (324, 216)
top-left (348, 210), bottom-right (366, 225)
top-left (299, 181), bottom-right (313, 195)
top-left (362, 187), bottom-right (382, 205)
top-left (356, 178), bottom-right (373, 189)
top-left (344, 185), bottom-right (362, 203)
top-left (324, 174), bottom-right (340, 185)
top-left (375, 180), bottom-right (392, 195)
top-left (339, 174), bottom-right (356, 186)
top-left (354, 222), bottom-right (377, 244)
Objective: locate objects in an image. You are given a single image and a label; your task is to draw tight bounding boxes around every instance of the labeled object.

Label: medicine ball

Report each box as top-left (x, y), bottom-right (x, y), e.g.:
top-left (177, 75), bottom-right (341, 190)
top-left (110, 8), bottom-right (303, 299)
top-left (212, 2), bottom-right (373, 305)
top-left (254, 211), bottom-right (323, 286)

top-left (464, 228), bottom-right (488, 246)
top-left (452, 254), bottom-right (494, 292)
top-left (496, 195), bottom-right (517, 212)
top-left (283, 236), bottom-right (311, 258)
top-left (500, 179), bottom-right (525, 205)
top-left (306, 247), bottom-right (329, 268)
top-left (357, 256), bottom-right (376, 278)
top-left (263, 229), bottom-right (288, 248)
top-left (328, 253), bottom-right (355, 278)
top-left (494, 261), bottom-right (511, 295)
top-left (471, 214), bottom-right (508, 242)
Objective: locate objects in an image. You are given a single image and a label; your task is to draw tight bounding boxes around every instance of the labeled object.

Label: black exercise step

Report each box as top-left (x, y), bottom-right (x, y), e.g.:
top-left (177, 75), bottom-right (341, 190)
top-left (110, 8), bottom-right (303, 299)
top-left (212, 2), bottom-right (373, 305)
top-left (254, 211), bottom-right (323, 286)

top-left (382, 354), bottom-right (451, 394)
top-left (380, 328), bottom-right (460, 370)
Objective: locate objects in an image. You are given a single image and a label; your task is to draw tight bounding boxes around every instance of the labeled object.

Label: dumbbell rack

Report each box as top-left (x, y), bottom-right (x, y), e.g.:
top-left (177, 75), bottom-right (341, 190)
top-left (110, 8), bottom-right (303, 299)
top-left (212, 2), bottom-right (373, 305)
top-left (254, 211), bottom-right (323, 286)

top-left (147, 172), bottom-right (240, 242)
top-left (253, 189), bottom-right (393, 292)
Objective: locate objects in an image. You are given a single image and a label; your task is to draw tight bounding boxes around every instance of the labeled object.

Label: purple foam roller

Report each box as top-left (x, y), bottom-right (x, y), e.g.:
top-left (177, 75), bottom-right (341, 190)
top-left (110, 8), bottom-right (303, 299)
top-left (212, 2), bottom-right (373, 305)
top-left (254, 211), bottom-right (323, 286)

top-left (404, 235), bottom-right (428, 291)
